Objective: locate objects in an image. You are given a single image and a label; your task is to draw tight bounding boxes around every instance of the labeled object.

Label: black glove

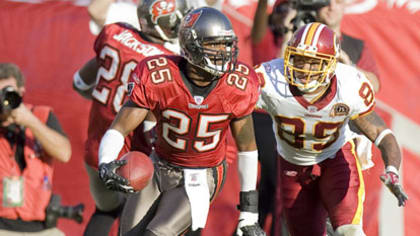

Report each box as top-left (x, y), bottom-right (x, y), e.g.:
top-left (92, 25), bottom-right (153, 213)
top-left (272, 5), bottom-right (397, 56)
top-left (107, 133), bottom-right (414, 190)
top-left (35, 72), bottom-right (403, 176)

top-left (98, 160), bottom-right (134, 193)
top-left (236, 191), bottom-right (266, 236)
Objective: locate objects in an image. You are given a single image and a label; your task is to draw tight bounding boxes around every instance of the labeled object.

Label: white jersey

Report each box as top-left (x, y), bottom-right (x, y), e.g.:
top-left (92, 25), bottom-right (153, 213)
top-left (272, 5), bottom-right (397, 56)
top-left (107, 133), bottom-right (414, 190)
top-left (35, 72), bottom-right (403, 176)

top-left (255, 58), bottom-right (375, 166)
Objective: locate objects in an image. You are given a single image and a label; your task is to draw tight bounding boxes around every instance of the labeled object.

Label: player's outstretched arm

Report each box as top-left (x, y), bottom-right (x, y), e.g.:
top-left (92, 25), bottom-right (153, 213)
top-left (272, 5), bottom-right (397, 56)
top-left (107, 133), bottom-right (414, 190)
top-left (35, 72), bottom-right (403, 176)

top-left (353, 111), bottom-right (408, 206)
top-left (110, 100), bottom-right (148, 137)
top-left (98, 101), bottom-right (149, 193)
top-left (231, 115), bottom-right (266, 236)
top-left (72, 58), bottom-right (98, 99)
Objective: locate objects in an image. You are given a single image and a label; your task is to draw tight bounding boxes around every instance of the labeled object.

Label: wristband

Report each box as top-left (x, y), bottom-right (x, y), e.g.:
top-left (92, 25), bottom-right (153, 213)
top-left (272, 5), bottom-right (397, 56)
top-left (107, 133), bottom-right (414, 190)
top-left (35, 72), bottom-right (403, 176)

top-left (237, 190), bottom-right (259, 213)
top-left (238, 150), bottom-right (258, 191)
top-left (73, 71), bottom-right (95, 91)
top-left (143, 120), bottom-right (157, 132)
top-left (374, 129), bottom-right (393, 147)
top-left (385, 165), bottom-right (399, 175)
top-left (98, 129), bottom-right (125, 165)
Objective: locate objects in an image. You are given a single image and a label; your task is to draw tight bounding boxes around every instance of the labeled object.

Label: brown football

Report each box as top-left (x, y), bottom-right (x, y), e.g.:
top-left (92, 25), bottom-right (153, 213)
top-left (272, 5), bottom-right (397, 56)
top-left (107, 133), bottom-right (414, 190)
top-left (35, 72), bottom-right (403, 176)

top-left (116, 151), bottom-right (154, 192)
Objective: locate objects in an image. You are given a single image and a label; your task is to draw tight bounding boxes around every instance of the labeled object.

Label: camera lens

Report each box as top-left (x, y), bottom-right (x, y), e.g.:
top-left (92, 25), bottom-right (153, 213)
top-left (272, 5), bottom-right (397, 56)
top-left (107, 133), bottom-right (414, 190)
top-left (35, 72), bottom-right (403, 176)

top-left (4, 90), bottom-right (22, 109)
top-left (0, 86), bottom-right (22, 113)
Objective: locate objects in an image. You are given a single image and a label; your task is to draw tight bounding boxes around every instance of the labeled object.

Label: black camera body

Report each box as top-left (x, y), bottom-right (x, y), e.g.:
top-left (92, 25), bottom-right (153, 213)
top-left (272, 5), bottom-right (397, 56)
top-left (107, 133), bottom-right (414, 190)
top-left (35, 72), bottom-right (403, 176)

top-left (290, 0), bottom-right (330, 30)
top-left (0, 86), bottom-right (22, 114)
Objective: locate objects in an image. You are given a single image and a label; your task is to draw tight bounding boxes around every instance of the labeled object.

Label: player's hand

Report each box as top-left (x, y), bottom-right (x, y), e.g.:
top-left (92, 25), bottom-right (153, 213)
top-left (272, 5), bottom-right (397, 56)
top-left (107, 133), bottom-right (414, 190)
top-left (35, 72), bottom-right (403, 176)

top-left (236, 212), bottom-right (266, 236)
top-left (380, 169), bottom-right (408, 207)
top-left (3, 103), bottom-right (36, 127)
top-left (98, 160), bottom-right (134, 193)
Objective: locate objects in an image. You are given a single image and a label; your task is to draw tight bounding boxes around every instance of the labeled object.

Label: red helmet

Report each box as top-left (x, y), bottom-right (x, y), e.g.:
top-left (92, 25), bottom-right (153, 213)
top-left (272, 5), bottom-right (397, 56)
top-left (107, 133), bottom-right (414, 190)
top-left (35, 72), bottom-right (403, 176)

top-left (284, 22), bottom-right (340, 92)
top-left (137, 0), bottom-right (189, 42)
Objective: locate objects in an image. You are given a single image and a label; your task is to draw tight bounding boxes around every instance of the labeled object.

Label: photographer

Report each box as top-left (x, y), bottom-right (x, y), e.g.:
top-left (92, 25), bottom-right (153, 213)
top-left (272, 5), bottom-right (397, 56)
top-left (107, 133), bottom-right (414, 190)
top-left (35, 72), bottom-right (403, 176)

top-left (0, 63), bottom-right (71, 236)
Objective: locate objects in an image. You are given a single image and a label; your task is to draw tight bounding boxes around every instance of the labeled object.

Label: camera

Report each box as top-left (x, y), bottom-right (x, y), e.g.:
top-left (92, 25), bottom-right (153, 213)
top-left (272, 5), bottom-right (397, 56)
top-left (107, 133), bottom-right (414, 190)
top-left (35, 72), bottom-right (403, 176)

top-left (290, 0), bottom-right (330, 30)
top-left (0, 86), bottom-right (22, 114)
top-left (45, 194), bottom-right (84, 228)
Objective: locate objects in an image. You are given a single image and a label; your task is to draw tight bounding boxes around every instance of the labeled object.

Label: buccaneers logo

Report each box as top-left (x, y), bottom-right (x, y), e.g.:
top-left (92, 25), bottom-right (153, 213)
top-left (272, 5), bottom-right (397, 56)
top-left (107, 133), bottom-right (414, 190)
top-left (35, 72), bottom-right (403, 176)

top-left (183, 11), bottom-right (202, 28)
top-left (150, 0), bottom-right (176, 24)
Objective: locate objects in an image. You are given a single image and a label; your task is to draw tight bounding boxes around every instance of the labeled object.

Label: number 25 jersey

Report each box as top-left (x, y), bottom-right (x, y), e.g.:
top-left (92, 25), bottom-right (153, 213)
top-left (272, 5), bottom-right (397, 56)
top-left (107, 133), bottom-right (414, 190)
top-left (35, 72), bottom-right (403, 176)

top-left (255, 58), bottom-right (375, 166)
top-left (129, 55), bottom-right (260, 168)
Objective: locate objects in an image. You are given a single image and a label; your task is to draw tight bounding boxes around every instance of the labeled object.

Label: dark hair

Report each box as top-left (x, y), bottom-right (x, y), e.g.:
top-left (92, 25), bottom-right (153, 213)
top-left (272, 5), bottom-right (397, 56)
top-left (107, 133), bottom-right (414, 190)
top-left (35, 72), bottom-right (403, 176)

top-left (0, 63), bottom-right (25, 87)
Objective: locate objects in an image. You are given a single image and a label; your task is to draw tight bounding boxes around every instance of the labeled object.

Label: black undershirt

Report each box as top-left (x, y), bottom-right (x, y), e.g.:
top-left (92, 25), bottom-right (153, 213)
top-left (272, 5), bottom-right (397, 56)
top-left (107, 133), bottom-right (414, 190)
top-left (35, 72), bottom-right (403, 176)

top-left (179, 59), bottom-right (219, 98)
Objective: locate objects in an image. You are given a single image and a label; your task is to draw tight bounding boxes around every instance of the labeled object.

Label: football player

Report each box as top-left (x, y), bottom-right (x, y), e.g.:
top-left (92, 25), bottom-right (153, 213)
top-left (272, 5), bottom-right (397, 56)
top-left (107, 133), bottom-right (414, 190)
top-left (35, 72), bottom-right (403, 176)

top-left (72, 0), bottom-right (189, 235)
top-left (98, 7), bottom-right (266, 236)
top-left (254, 22), bottom-right (408, 236)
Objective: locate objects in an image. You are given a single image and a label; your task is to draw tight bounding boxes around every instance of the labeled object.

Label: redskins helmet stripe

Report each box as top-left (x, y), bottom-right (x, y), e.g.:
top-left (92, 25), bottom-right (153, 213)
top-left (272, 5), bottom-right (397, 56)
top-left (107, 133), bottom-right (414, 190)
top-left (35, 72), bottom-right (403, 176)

top-left (301, 22), bottom-right (325, 48)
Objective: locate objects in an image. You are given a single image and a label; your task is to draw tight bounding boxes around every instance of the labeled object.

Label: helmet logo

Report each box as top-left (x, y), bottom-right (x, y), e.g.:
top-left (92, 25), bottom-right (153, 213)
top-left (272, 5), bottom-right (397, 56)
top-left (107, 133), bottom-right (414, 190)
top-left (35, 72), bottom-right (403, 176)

top-left (183, 10), bottom-right (202, 28)
top-left (150, 0), bottom-right (176, 24)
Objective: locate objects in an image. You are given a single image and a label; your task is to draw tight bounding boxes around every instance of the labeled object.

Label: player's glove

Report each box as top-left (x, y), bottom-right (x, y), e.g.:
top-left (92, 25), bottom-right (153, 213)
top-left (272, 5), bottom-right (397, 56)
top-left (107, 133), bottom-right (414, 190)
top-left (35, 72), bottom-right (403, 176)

top-left (98, 160), bottom-right (134, 193)
top-left (236, 191), bottom-right (266, 236)
top-left (380, 167), bottom-right (408, 207)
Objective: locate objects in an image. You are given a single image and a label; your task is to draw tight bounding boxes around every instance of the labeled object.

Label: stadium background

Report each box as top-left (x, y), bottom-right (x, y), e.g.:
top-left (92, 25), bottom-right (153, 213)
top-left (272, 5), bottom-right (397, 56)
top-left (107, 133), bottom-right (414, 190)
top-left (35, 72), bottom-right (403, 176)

top-left (0, 0), bottom-right (419, 235)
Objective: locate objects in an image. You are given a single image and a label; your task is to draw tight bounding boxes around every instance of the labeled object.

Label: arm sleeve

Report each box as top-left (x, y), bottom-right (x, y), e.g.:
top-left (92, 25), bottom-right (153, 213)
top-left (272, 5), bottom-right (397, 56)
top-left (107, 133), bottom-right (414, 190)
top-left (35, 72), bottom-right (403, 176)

top-left (232, 66), bottom-right (261, 119)
top-left (254, 65), bottom-right (269, 111)
top-left (348, 70), bottom-right (376, 119)
top-left (128, 61), bottom-right (154, 110)
top-left (46, 112), bottom-right (67, 137)
top-left (93, 24), bottom-right (113, 54)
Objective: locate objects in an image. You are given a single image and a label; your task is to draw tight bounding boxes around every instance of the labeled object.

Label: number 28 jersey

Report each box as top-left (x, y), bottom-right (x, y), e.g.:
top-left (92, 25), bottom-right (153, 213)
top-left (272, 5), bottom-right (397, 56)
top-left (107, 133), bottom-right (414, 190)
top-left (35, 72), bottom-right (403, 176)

top-left (85, 23), bottom-right (174, 168)
top-left (129, 55), bottom-right (260, 168)
top-left (255, 58), bottom-right (375, 166)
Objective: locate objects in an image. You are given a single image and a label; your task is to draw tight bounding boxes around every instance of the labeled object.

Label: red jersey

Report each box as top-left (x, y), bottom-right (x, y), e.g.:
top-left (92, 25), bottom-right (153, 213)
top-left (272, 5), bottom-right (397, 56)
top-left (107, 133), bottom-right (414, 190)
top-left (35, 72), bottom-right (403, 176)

top-left (85, 23), bottom-right (174, 168)
top-left (129, 55), bottom-right (260, 168)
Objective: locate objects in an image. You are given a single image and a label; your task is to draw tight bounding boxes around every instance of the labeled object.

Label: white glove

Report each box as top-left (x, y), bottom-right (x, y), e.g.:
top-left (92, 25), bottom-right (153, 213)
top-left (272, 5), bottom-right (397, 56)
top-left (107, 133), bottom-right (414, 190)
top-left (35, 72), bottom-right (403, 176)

top-left (236, 212), bottom-right (265, 236)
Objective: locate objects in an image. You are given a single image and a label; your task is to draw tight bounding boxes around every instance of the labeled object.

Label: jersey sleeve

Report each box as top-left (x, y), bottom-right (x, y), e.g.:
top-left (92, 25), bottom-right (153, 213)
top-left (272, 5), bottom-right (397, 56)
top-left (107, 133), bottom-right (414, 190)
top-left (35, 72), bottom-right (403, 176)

top-left (254, 64), bottom-right (269, 111)
top-left (347, 68), bottom-right (376, 119)
top-left (93, 24), bottom-right (120, 54)
top-left (128, 59), bottom-right (156, 110)
top-left (232, 65), bottom-right (261, 118)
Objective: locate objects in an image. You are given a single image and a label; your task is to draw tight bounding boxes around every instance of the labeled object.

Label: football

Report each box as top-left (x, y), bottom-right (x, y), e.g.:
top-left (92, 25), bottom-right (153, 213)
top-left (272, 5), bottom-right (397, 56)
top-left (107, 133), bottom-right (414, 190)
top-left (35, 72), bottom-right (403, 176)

top-left (116, 151), bottom-right (154, 192)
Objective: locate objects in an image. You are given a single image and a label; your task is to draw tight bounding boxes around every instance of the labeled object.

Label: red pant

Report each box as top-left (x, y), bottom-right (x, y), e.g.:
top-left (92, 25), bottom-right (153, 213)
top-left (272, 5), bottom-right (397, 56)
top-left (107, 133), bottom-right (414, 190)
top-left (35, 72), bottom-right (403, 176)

top-left (278, 141), bottom-right (364, 236)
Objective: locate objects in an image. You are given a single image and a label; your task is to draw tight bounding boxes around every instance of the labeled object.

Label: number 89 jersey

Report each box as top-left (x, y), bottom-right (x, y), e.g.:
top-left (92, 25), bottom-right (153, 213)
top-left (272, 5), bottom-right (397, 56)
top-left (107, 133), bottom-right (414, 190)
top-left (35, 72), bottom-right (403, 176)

top-left (129, 55), bottom-right (260, 168)
top-left (255, 58), bottom-right (375, 166)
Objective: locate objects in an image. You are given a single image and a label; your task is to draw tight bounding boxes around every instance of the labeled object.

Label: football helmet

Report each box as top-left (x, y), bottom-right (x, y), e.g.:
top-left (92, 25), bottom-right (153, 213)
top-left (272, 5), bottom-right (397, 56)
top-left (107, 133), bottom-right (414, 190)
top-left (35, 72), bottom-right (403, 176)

top-left (284, 22), bottom-right (340, 93)
top-left (137, 0), bottom-right (189, 42)
top-left (178, 7), bottom-right (238, 77)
